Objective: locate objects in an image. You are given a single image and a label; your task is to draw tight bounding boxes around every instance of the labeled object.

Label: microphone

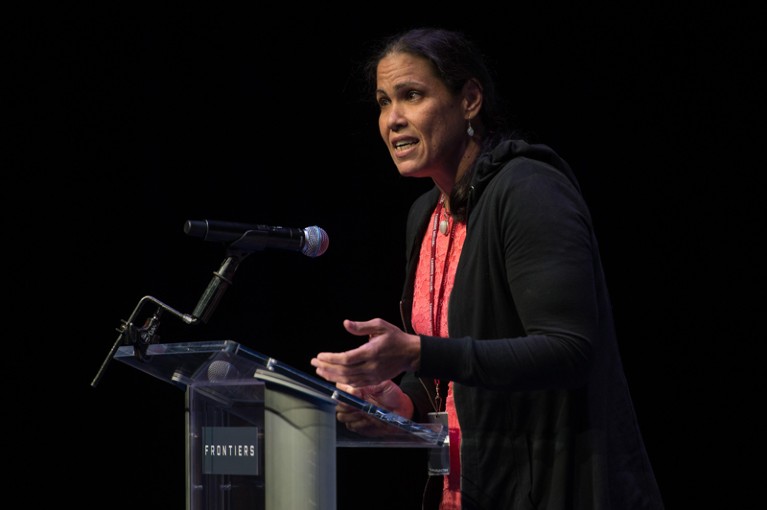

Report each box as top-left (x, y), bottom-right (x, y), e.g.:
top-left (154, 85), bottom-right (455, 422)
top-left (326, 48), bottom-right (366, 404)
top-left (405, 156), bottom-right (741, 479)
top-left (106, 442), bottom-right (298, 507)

top-left (184, 219), bottom-right (329, 257)
top-left (208, 359), bottom-right (241, 381)
top-left (207, 360), bottom-right (255, 402)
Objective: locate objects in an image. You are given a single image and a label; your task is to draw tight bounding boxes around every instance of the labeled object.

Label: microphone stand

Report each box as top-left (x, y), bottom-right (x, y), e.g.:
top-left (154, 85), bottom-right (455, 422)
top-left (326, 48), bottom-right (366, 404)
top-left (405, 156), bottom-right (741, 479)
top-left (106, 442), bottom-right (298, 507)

top-left (90, 247), bottom-right (249, 388)
top-left (190, 249), bottom-right (247, 325)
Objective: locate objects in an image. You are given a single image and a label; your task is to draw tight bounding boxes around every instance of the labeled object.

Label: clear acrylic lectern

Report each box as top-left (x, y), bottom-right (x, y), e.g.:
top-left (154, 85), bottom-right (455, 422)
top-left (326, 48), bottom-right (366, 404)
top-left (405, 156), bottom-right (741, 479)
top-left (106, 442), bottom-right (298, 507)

top-left (113, 340), bottom-right (446, 510)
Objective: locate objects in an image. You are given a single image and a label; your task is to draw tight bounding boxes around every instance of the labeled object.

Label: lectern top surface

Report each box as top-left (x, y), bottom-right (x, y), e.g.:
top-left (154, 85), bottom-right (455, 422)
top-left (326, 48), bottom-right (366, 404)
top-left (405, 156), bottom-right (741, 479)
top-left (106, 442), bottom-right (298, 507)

top-left (114, 340), bottom-right (447, 447)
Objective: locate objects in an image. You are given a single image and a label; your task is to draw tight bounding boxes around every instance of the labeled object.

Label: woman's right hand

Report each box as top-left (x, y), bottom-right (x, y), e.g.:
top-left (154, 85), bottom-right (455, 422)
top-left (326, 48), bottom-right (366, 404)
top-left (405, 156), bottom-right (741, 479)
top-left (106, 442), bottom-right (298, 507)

top-left (335, 380), bottom-right (414, 436)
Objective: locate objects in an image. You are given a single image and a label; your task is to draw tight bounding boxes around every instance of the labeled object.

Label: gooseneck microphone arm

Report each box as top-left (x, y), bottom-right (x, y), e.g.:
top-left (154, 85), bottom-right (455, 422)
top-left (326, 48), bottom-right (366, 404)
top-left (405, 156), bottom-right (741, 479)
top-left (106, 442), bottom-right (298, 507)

top-left (90, 246), bottom-right (249, 388)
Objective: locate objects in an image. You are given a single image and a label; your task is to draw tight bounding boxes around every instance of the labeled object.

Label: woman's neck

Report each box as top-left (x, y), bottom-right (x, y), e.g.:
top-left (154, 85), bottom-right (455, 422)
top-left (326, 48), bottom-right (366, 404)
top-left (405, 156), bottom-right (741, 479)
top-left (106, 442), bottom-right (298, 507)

top-left (433, 137), bottom-right (481, 205)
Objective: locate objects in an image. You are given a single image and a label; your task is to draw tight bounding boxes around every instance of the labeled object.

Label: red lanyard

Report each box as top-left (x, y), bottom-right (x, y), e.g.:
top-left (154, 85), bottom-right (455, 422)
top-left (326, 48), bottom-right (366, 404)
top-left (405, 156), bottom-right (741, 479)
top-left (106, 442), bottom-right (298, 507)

top-left (429, 196), bottom-right (455, 411)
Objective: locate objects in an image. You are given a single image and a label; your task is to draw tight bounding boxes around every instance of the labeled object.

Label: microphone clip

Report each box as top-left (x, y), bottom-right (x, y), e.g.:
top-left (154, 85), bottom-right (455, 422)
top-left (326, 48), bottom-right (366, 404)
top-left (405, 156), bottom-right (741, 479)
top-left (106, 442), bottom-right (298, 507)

top-left (121, 308), bottom-right (164, 361)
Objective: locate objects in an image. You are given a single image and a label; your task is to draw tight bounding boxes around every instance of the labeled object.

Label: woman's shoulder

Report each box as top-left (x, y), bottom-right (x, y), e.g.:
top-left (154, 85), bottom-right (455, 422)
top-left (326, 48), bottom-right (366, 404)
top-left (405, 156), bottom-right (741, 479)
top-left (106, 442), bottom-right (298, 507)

top-left (482, 138), bottom-right (580, 191)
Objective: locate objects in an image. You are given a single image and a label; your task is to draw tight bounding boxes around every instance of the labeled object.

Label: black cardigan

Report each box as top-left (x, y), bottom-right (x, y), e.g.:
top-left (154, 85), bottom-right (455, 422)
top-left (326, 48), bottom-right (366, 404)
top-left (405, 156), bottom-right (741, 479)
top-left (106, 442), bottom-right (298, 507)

top-left (398, 139), bottom-right (664, 509)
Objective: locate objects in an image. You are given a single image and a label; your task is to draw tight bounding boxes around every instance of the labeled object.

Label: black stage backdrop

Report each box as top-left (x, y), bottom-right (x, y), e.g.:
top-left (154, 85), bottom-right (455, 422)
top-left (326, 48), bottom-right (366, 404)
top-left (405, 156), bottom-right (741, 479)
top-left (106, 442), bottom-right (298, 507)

top-left (10, 4), bottom-right (763, 509)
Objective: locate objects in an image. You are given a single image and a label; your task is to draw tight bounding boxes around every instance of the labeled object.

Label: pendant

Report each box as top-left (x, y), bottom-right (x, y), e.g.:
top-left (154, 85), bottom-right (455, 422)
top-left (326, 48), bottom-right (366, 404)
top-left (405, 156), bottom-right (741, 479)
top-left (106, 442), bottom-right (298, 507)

top-left (439, 219), bottom-right (449, 235)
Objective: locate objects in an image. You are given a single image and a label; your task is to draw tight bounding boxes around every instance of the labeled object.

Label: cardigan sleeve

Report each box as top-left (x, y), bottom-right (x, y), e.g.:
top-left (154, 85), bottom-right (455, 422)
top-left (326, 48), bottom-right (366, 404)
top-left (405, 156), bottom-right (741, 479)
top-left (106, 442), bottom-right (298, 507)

top-left (418, 160), bottom-right (605, 391)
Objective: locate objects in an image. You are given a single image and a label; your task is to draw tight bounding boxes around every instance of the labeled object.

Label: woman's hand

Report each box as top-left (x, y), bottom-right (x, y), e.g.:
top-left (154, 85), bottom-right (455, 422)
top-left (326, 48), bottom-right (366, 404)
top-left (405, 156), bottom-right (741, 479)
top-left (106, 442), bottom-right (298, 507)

top-left (311, 318), bottom-right (421, 387)
top-left (334, 380), bottom-right (414, 436)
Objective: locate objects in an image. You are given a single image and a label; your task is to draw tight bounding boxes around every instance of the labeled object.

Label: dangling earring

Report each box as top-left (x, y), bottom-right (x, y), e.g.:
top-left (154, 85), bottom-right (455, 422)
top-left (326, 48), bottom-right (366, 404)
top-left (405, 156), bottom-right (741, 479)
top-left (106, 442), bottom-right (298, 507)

top-left (467, 120), bottom-right (475, 137)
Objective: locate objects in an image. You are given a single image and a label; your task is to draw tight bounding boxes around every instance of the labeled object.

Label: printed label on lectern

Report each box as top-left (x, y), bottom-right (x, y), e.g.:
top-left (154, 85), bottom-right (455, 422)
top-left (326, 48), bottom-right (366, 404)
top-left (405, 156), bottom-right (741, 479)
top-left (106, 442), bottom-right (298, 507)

top-left (202, 426), bottom-right (260, 475)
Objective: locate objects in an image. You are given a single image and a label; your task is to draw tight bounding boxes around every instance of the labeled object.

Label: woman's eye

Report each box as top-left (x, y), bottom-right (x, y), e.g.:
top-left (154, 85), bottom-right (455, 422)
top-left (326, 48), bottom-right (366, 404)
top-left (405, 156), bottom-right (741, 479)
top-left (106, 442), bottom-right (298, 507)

top-left (406, 90), bottom-right (421, 100)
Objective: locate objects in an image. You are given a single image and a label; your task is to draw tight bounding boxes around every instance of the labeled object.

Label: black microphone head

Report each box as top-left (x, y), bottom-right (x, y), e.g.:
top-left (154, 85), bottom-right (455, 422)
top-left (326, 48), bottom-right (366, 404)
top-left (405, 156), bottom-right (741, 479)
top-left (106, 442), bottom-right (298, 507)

top-left (302, 226), bottom-right (329, 257)
top-left (207, 360), bottom-right (241, 381)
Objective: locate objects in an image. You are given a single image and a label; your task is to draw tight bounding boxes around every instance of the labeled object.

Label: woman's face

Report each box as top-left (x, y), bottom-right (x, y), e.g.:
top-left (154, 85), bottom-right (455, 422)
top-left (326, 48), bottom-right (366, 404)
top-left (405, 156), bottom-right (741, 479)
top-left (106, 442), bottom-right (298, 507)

top-left (375, 52), bottom-right (469, 181)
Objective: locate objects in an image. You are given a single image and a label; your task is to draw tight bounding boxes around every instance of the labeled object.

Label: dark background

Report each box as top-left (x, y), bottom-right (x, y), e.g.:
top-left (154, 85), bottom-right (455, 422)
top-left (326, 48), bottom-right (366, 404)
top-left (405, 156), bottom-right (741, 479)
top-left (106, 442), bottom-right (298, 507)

top-left (11, 4), bottom-right (763, 509)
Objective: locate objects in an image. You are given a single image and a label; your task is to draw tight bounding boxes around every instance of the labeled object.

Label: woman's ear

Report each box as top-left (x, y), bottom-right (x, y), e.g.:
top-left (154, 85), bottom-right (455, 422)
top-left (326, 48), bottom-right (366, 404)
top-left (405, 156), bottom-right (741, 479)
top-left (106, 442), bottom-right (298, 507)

top-left (463, 78), bottom-right (483, 120)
